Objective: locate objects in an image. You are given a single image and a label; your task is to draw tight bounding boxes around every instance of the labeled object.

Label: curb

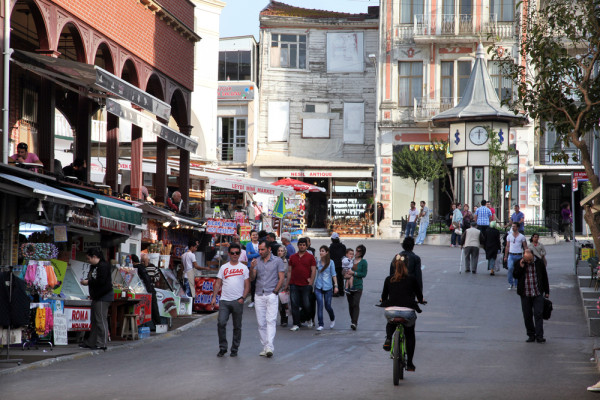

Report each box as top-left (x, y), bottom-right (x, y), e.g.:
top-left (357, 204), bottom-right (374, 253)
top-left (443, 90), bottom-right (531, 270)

top-left (0, 311), bottom-right (218, 377)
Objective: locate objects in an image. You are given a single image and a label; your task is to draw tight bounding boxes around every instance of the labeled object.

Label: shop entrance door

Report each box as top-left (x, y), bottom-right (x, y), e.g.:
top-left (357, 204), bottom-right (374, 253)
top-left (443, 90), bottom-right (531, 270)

top-left (304, 178), bottom-right (329, 229)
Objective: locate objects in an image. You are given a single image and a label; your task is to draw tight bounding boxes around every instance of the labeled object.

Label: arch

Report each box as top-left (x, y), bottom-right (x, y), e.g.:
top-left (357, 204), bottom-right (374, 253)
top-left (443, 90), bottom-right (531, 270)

top-left (93, 42), bottom-right (115, 73)
top-left (57, 22), bottom-right (86, 62)
top-left (121, 58), bottom-right (139, 87)
top-left (145, 73), bottom-right (165, 102)
top-left (10, 0), bottom-right (49, 51)
top-left (168, 88), bottom-right (189, 131)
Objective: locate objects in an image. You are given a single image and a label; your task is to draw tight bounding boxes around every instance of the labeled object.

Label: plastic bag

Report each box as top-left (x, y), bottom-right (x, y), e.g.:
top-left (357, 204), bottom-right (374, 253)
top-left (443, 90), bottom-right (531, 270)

top-left (278, 290), bottom-right (289, 305)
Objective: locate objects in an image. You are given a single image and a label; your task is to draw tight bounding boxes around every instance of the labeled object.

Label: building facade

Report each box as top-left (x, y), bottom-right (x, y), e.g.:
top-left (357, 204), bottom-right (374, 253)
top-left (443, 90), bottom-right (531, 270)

top-left (256, 2), bottom-right (379, 235)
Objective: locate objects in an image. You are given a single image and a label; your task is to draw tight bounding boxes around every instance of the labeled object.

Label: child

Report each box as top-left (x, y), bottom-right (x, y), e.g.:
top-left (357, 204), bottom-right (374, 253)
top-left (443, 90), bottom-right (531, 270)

top-left (342, 248), bottom-right (355, 294)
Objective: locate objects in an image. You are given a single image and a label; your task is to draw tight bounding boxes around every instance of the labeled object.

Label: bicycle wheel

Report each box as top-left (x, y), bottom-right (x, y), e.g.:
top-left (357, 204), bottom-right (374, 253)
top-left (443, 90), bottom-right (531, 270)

top-left (392, 329), bottom-right (401, 385)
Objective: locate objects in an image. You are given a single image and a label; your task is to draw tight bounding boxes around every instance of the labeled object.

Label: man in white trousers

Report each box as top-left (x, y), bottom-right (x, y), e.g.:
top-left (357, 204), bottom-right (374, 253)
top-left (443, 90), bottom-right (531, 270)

top-left (250, 241), bottom-right (285, 357)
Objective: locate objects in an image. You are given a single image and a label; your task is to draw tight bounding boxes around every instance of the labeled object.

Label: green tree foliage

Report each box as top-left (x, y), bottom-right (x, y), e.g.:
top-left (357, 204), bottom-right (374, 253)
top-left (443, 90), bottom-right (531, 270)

top-left (392, 146), bottom-right (445, 201)
top-left (488, 128), bottom-right (515, 217)
top-left (490, 0), bottom-right (600, 246)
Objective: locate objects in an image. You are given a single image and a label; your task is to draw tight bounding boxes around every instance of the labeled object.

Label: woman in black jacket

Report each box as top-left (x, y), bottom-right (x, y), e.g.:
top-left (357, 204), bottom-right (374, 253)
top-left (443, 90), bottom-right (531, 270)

top-left (80, 248), bottom-right (113, 350)
top-left (484, 227), bottom-right (502, 276)
top-left (381, 254), bottom-right (425, 371)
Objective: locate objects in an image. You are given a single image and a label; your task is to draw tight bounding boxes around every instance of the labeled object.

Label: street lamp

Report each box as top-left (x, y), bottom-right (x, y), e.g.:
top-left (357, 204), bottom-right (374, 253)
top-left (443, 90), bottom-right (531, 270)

top-left (368, 52), bottom-right (380, 238)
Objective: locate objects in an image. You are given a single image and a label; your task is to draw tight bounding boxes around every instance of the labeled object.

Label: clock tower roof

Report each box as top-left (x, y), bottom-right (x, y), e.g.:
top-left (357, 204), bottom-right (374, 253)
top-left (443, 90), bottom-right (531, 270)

top-left (432, 43), bottom-right (528, 127)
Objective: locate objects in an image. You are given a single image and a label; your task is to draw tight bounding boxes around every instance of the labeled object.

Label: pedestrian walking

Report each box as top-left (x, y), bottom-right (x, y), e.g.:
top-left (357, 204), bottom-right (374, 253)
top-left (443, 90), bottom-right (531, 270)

top-left (79, 248), bottom-right (113, 351)
top-left (484, 226), bottom-right (501, 276)
top-left (181, 240), bottom-right (209, 299)
top-left (474, 199), bottom-right (492, 234)
top-left (276, 245), bottom-right (290, 327)
top-left (212, 243), bottom-right (250, 357)
top-left (450, 202), bottom-right (463, 247)
top-left (287, 237), bottom-right (317, 331)
top-left (508, 204), bottom-right (525, 234)
top-left (461, 204), bottom-right (473, 231)
top-left (388, 236), bottom-right (422, 292)
top-left (513, 249), bottom-right (550, 343)
top-left (415, 201), bottom-right (431, 245)
top-left (346, 244), bottom-right (368, 330)
top-left (329, 232), bottom-right (346, 297)
top-left (280, 232), bottom-right (296, 260)
top-left (504, 222), bottom-right (528, 290)
top-left (561, 204), bottom-right (573, 242)
top-left (314, 245), bottom-right (338, 331)
top-left (529, 233), bottom-right (547, 266)
top-left (405, 201), bottom-right (419, 238)
top-left (246, 230), bottom-right (260, 308)
top-left (249, 242), bottom-right (286, 357)
top-left (461, 222), bottom-right (484, 273)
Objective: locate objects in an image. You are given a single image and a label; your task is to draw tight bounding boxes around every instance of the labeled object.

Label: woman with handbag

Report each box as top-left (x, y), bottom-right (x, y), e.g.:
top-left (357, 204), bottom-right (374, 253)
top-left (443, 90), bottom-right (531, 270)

top-left (450, 203), bottom-right (463, 248)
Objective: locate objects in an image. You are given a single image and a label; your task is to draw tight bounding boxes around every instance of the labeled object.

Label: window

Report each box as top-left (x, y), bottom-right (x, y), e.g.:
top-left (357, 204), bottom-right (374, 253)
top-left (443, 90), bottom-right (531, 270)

top-left (441, 61), bottom-right (454, 110)
top-left (400, 0), bottom-right (424, 23)
top-left (488, 61), bottom-right (513, 103)
top-left (490, 0), bottom-right (515, 22)
top-left (457, 60), bottom-right (471, 98)
top-left (268, 101), bottom-right (290, 142)
top-left (302, 103), bottom-right (330, 138)
top-left (270, 34), bottom-right (306, 69)
top-left (473, 167), bottom-right (484, 208)
top-left (218, 51), bottom-right (252, 81)
top-left (327, 32), bottom-right (364, 73)
top-left (343, 102), bottom-right (365, 144)
top-left (219, 117), bottom-right (247, 162)
top-left (398, 61), bottom-right (423, 107)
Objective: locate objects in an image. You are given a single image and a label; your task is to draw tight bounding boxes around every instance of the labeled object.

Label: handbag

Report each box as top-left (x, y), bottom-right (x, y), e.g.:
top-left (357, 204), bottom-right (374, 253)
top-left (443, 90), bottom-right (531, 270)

top-left (455, 227), bottom-right (463, 235)
top-left (494, 255), bottom-right (502, 272)
top-left (543, 298), bottom-right (553, 320)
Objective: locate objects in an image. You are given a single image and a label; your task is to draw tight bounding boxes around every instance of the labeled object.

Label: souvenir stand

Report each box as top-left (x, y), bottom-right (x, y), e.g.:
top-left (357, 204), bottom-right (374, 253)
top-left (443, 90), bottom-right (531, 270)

top-left (268, 193), bottom-right (305, 240)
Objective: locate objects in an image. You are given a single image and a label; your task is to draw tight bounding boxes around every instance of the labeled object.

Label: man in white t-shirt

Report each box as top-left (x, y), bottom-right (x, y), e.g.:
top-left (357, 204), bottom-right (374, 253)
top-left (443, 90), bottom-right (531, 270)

top-left (504, 222), bottom-right (528, 290)
top-left (406, 201), bottom-right (419, 238)
top-left (181, 240), bottom-right (209, 299)
top-left (212, 243), bottom-right (250, 357)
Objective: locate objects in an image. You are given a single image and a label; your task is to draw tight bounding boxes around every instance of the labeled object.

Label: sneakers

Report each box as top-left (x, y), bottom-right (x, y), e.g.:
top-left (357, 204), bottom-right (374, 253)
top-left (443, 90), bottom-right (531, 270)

top-left (230, 351), bottom-right (238, 357)
top-left (350, 323), bottom-right (357, 331)
top-left (588, 381), bottom-right (600, 392)
top-left (407, 363), bottom-right (416, 371)
top-left (307, 321), bottom-right (314, 328)
top-left (248, 302), bottom-right (255, 308)
top-left (265, 348), bottom-right (273, 358)
top-left (280, 322), bottom-right (288, 327)
top-left (526, 336), bottom-right (535, 343)
top-left (290, 325), bottom-right (300, 331)
top-left (259, 349), bottom-right (267, 357)
top-left (383, 338), bottom-right (391, 351)
top-left (507, 285), bottom-right (513, 290)
top-left (217, 349), bottom-right (227, 357)
top-left (316, 326), bottom-right (323, 331)
top-left (330, 320), bottom-right (335, 329)
top-left (536, 337), bottom-right (546, 343)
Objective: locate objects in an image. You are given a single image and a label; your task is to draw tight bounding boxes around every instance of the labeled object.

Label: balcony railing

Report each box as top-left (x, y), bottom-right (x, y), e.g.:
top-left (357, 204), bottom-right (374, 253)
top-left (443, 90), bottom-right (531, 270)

top-left (396, 13), bottom-right (515, 41)
top-left (413, 97), bottom-right (460, 121)
top-left (538, 147), bottom-right (581, 166)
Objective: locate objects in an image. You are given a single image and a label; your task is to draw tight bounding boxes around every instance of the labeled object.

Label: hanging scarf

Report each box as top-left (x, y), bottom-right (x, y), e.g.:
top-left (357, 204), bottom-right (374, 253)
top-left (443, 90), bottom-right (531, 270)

top-left (35, 307), bottom-right (46, 336)
top-left (25, 261), bottom-right (37, 286)
top-left (46, 264), bottom-right (58, 288)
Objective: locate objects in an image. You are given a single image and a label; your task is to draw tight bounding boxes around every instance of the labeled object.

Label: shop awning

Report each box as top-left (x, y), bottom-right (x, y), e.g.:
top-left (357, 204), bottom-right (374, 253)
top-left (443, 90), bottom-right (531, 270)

top-left (64, 188), bottom-right (142, 226)
top-left (136, 204), bottom-right (203, 229)
top-left (193, 171), bottom-right (295, 196)
top-left (0, 173), bottom-right (93, 208)
top-left (106, 99), bottom-right (198, 152)
top-left (10, 50), bottom-right (171, 120)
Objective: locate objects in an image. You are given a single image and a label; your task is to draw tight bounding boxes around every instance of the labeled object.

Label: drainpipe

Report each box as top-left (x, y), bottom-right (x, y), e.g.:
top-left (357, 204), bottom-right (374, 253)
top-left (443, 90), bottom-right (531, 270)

top-left (3, 0), bottom-right (10, 164)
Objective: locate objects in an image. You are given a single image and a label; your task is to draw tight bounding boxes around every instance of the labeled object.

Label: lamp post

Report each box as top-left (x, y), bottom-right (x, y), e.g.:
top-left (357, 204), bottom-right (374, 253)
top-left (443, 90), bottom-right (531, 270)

top-left (369, 52), bottom-right (380, 238)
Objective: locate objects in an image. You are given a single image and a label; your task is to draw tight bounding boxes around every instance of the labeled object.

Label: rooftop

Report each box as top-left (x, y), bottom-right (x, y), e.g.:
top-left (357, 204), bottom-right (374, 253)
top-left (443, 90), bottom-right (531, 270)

top-left (259, 1), bottom-right (377, 20)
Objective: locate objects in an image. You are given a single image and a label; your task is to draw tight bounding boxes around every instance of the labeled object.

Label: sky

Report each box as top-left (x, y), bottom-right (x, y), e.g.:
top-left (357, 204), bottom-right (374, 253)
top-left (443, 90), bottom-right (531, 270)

top-left (219, 0), bottom-right (379, 39)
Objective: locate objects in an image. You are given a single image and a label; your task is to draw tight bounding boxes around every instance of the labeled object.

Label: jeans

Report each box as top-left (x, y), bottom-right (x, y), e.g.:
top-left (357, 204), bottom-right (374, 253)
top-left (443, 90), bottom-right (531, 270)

top-left (487, 255), bottom-right (497, 271)
top-left (520, 294), bottom-right (544, 339)
top-left (507, 253), bottom-right (522, 286)
top-left (314, 288), bottom-right (335, 327)
top-left (415, 221), bottom-right (429, 244)
top-left (463, 246), bottom-right (479, 272)
top-left (254, 293), bottom-right (278, 351)
top-left (346, 290), bottom-right (363, 325)
top-left (217, 299), bottom-right (244, 352)
top-left (85, 300), bottom-right (110, 348)
top-left (405, 222), bottom-right (416, 238)
top-left (289, 284), bottom-right (313, 326)
top-left (451, 230), bottom-right (461, 246)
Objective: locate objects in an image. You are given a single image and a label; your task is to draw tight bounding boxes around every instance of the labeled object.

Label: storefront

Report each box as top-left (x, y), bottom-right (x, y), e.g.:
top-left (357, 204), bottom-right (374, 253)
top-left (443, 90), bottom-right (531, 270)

top-left (259, 168), bottom-right (374, 236)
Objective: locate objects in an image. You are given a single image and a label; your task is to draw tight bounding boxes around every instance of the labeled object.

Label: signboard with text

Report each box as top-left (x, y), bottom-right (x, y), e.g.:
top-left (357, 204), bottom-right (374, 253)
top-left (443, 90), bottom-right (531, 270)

top-left (65, 307), bottom-right (91, 331)
top-left (100, 217), bottom-right (133, 235)
top-left (206, 219), bottom-right (237, 236)
top-left (217, 84), bottom-right (255, 101)
top-left (573, 171), bottom-right (588, 191)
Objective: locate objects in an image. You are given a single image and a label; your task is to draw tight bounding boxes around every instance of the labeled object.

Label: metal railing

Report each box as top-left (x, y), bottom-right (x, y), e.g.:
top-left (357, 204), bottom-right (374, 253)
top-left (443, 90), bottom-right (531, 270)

top-left (538, 147), bottom-right (581, 165)
top-left (395, 13), bottom-right (515, 40)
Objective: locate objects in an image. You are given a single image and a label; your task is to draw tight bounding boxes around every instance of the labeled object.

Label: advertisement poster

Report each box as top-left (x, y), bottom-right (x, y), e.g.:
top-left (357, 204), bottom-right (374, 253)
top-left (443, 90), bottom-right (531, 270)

top-left (65, 307), bottom-right (91, 331)
top-left (51, 259), bottom-right (68, 295)
top-left (206, 219), bottom-right (237, 235)
top-left (53, 225), bottom-right (67, 242)
top-left (528, 173), bottom-right (541, 206)
top-left (239, 223), bottom-right (252, 245)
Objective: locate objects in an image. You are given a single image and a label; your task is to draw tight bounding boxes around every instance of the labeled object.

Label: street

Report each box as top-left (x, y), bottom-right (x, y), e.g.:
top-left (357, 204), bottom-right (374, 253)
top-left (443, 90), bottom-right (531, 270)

top-left (1, 239), bottom-right (598, 399)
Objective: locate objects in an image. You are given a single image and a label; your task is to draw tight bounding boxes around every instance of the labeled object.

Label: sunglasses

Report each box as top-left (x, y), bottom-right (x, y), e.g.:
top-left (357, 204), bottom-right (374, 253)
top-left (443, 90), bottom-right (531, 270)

top-left (229, 251), bottom-right (240, 255)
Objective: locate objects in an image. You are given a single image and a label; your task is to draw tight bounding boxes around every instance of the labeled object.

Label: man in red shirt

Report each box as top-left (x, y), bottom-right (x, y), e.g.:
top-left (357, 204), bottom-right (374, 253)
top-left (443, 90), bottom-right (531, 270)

top-left (286, 237), bottom-right (316, 331)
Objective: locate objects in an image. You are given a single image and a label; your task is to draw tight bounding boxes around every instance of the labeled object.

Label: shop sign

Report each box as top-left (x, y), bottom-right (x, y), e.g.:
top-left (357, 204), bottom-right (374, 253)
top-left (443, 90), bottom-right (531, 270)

top-left (234, 212), bottom-right (246, 225)
top-left (260, 169), bottom-right (373, 178)
top-left (357, 181), bottom-right (373, 190)
top-left (65, 307), bottom-right (91, 331)
top-left (70, 207), bottom-right (100, 231)
top-left (53, 312), bottom-right (68, 345)
top-left (217, 84), bottom-right (255, 101)
top-left (240, 223), bottom-right (252, 245)
top-left (100, 217), bottom-right (132, 235)
top-left (206, 219), bottom-right (237, 235)
top-left (142, 219), bottom-right (160, 242)
top-left (573, 171), bottom-right (588, 191)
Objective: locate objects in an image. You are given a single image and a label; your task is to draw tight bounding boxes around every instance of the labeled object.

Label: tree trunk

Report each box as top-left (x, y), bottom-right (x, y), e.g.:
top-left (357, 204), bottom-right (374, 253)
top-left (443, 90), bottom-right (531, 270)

top-left (413, 182), bottom-right (417, 202)
top-left (573, 136), bottom-right (600, 251)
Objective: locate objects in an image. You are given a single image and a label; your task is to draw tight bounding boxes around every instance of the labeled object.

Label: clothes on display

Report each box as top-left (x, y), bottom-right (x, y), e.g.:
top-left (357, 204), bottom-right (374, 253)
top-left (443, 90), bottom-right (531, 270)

top-left (0, 269), bottom-right (31, 328)
top-left (34, 305), bottom-right (53, 336)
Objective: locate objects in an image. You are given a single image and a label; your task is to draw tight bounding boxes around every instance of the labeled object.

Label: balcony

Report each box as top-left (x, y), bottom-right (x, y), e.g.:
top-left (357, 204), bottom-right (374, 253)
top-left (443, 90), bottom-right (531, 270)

top-left (395, 14), bottom-right (516, 43)
top-left (413, 97), bottom-right (459, 121)
top-left (537, 147), bottom-right (581, 166)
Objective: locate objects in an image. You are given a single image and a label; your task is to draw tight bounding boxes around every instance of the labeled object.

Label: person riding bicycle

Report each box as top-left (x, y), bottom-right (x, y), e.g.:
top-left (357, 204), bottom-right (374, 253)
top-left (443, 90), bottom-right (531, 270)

top-left (380, 254), bottom-right (425, 372)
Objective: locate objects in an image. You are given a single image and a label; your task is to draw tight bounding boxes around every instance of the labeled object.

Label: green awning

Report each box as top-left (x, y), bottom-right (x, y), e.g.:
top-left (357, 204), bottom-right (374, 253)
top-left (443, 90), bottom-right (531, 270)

top-left (64, 188), bottom-right (142, 226)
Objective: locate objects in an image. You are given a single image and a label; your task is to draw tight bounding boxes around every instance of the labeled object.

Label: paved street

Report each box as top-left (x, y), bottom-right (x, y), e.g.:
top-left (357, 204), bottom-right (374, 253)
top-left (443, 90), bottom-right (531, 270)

top-left (1, 239), bottom-right (598, 399)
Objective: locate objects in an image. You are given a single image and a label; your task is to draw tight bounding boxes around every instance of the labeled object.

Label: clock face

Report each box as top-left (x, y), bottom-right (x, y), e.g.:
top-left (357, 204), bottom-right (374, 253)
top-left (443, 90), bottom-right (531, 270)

top-left (469, 126), bottom-right (488, 145)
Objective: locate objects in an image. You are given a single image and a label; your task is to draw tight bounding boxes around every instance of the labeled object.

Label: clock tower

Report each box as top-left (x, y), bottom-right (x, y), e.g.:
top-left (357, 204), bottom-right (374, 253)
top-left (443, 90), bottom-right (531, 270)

top-left (432, 44), bottom-right (526, 216)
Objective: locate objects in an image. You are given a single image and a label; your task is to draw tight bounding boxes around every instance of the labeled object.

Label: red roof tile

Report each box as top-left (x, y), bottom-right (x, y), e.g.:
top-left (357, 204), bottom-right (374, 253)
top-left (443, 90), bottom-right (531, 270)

top-left (260, 1), bottom-right (372, 20)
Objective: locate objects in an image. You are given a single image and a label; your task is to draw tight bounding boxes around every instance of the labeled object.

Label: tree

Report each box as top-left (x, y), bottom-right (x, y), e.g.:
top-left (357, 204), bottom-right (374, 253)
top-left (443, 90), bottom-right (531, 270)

top-left (429, 139), bottom-right (455, 203)
top-left (392, 146), bottom-right (445, 201)
top-left (487, 128), bottom-right (516, 220)
top-left (490, 0), bottom-right (600, 249)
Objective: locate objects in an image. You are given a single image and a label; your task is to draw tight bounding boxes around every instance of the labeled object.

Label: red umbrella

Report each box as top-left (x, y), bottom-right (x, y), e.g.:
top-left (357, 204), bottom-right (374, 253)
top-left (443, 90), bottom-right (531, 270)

top-left (271, 178), bottom-right (326, 193)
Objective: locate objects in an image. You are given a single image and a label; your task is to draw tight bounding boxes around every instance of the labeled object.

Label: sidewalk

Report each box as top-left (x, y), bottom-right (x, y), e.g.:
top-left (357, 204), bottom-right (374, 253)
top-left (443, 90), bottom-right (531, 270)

top-left (0, 312), bottom-right (217, 376)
